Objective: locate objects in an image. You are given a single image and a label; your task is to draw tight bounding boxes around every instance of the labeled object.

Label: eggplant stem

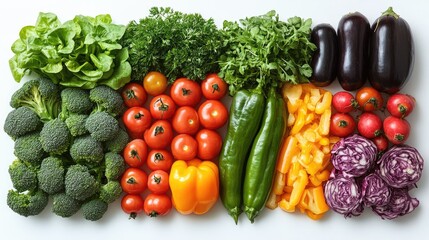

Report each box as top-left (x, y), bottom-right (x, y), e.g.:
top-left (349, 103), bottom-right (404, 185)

top-left (374, 7), bottom-right (400, 32)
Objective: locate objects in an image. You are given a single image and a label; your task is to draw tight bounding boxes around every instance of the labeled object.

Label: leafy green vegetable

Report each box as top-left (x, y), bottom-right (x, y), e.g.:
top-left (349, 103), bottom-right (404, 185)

top-left (9, 12), bottom-right (131, 90)
top-left (218, 10), bottom-right (316, 95)
top-left (121, 7), bottom-right (224, 82)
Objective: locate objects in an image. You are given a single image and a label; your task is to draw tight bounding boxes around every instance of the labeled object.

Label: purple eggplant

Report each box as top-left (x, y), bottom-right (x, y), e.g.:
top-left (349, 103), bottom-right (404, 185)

top-left (337, 12), bottom-right (370, 91)
top-left (310, 24), bottom-right (338, 87)
top-left (369, 7), bottom-right (414, 94)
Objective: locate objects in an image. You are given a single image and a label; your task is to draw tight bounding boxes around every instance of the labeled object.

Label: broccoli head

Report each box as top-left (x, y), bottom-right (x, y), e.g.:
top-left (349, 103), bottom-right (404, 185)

top-left (9, 78), bottom-right (61, 122)
top-left (89, 85), bottom-right (124, 116)
top-left (81, 198), bottom-right (108, 221)
top-left (85, 111), bottom-right (119, 142)
top-left (65, 164), bottom-right (99, 201)
top-left (39, 118), bottom-right (71, 155)
top-left (99, 180), bottom-right (122, 204)
top-left (14, 132), bottom-right (45, 165)
top-left (8, 159), bottom-right (38, 193)
top-left (37, 156), bottom-right (65, 195)
top-left (52, 192), bottom-right (82, 218)
top-left (4, 106), bottom-right (42, 139)
top-left (104, 152), bottom-right (126, 181)
top-left (104, 127), bottom-right (129, 153)
top-left (7, 189), bottom-right (49, 217)
top-left (65, 114), bottom-right (89, 137)
top-left (60, 87), bottom-right (93, 119)
top-left (70, 135), bottom-right (104, 165)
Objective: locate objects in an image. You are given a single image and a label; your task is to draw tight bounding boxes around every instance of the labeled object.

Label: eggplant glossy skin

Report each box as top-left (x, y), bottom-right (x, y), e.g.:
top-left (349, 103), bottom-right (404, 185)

top-left (369, 10), bottom-right (414, 94)
top-left (337, 12), bottom-right (370, 91)
top-left (310, 24), bottom-right (338, 87)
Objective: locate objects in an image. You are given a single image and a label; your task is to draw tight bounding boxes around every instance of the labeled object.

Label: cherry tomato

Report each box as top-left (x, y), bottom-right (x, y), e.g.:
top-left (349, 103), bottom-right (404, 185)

top-left (143, 193), bottom-right (172, 217)
top-left (198, 100), bottom-right (228, 130)
top-left (355, 86), bottom-right (384, 112)
top-left (383, 116), bottom-right (410, 145)
top-left (121, 82), bottom-right (147, 108)
top-left (357, 112), bottom-right (383, 139)
top-left (147, 170), bottom-right (170, 194)
top-left (201, 73), bottom-right (228, 100)
top-left (144, 120), bottom-right (174, 149)
top-left (123, 139), bottom-right (148, 168)
top-left (143, 71), bottom-right (168, 96)
top-left (121, 194), bottom-right (145, 219)
top-left (386, 93), bottom-right (416, 118)
top-left (330, 112), bottom-right (356, 138)
top-left (171, 134), bottom-right (198, 161)
top-left (149, 94), bottom-right (176, 120)
top-left (195, 129), bottom-right (223, 160)
top-left (123, 107), bottom-right (152, 138)
top-left (332, 91), bottom-right (358, 113)
top-left (371, 135), bottom-right (389, 153)
top-left (120, 167), bottom-right (148, 194)
top-left (172, 106), bottom-right (200, 135)
top-left (170, 78), bottom-right (202, 107)
top-left (146, 149), bottom-right (174, 172)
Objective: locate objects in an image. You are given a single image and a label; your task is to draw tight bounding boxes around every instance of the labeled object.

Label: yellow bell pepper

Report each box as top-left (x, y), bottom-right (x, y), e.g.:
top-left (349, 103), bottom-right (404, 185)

top-left (169, 159), bottom-right (219, 215)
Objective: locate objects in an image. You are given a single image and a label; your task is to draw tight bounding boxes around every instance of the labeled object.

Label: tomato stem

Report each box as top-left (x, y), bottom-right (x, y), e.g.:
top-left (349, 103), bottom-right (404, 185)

top-left (212, 83), bottom-right (220, 93)
top-left (130, 149), bottom-right (141, 162)
top-left (148, 210), bottom-right (159, 217)
top-left (181, 87), bottom-right (192, 96)
top-left (154, 126), bottom-right (165, 136)
top-left (126, 89), bottom-right (137, 100)
top-left (154, 152), bottom-right (164, 162)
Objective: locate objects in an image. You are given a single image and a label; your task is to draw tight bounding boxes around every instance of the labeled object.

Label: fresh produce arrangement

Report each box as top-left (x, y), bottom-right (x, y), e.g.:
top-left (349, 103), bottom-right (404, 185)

top-left (2, 6), bottom-right (424, 224)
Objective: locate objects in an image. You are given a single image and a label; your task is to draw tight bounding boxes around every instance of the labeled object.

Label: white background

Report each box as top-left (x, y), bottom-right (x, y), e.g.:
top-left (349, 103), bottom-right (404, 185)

top-left (0, 0), bottom-right (427, 240)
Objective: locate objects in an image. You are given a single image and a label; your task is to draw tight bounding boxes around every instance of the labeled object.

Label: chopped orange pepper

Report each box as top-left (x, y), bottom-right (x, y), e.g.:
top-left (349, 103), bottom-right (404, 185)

top-left (279, 169), bottom-right (308, 212)
top-left (276, 135), bottom-right (298, 174)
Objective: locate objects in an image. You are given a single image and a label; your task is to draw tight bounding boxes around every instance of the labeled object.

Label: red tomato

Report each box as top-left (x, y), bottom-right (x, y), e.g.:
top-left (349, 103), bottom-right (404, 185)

top-left (171, 134), bottom-right (198, 161)
top-left (383, 116), bottom-right (410, 145)
top-left (143, 193), bottom-right (172, 217)
top-left (355, 87), bottom-right (384, 112)
top-left (120, 167), bottom-right (148, 194)
top-left (371, 135), bottom-right (389, 153)
top-left (198, 100), bottom-right (228, 130)
top-left (195, 129), bottom-right (223, 160)
top-left (357, 112), bottom-right (383, 139)
top-left (149, 94), bottom-right (176, 120)
top-left (123, 139), bottom-right (148, 168)
top-left (330, 112), bottom-right (356, 138)
top-left (332, 91), bottom-right (358, 113)
top-left (121, 194), bottom-right (145, 219)
top-left (121, 82), bottom-right (147, 108)
top-left (123, 107), bottom-right (152, 138)
top-left (386, 93), bottom-right (416, 118)
top-left (170, 78), bottom-right (202, 107)
top-left (143, 71), bottom-right (168, 96)
top-left (147, 170), bottom-right (170, 194)
top-left (144, 120), bottom-right (174, 149)
top-left (172, 106), bottom-right (200, 135)
top-left (201, 73), bottom-right (228, 100)
top-left (146, 149), bottom-right (174, 172)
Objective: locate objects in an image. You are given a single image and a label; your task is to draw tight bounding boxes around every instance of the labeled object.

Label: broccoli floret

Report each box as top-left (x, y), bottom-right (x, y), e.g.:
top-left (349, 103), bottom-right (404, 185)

top-left (85, 111), bottom-right (119, 142)
top-left (104, 152), bottom-right (126, 181)
top-left (37, 156), bottom-right (65, 195)
top-left (52, 192), bottom-right (81, 218)
top-left (14, 132), bottom-right (45, 165)
top-left (81, 198), bottom-right (108, 221)
top-left (65, 164), bottom-right (99, 201)
top-left (60, 87), bottom-right (93, 119)
top-left (65, 114), bottom-right (89, 137)
top-left (104, 127), bottom-right (129, 153)
top-left (10, 78), bottom-right (61, 122)
top-left (8, 159), bottom-right (38, 192)
top-left (4, 107), bottom-right (42, 139)
top-left (89, 85), bottom-right (124, 116)
top-left (99, 180), bottom-right (122, 204)
top-left (7, 189), bottom-right (49, 217)
top-left (39, 118), bottom-right (71, 155)
top-left (70, 135), bottom-right (104, 165)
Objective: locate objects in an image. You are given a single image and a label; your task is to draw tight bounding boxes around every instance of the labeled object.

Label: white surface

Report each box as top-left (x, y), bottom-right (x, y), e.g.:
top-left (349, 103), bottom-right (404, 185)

top-left (0, 0), bottom-right (427, 240)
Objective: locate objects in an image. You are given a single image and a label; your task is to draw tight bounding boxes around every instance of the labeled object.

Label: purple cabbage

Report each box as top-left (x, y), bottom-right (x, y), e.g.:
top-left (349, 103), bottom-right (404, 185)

top-left (377, 145), bottom-right (424, 188)
top-left (330, 134), bottom-right (378, 177)
top-left (361, 173), bottom-right (391, 207)
top-left (324, 176), bottom-right (363, 217)
top-left (372, 188), bottom-right (419, 220)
